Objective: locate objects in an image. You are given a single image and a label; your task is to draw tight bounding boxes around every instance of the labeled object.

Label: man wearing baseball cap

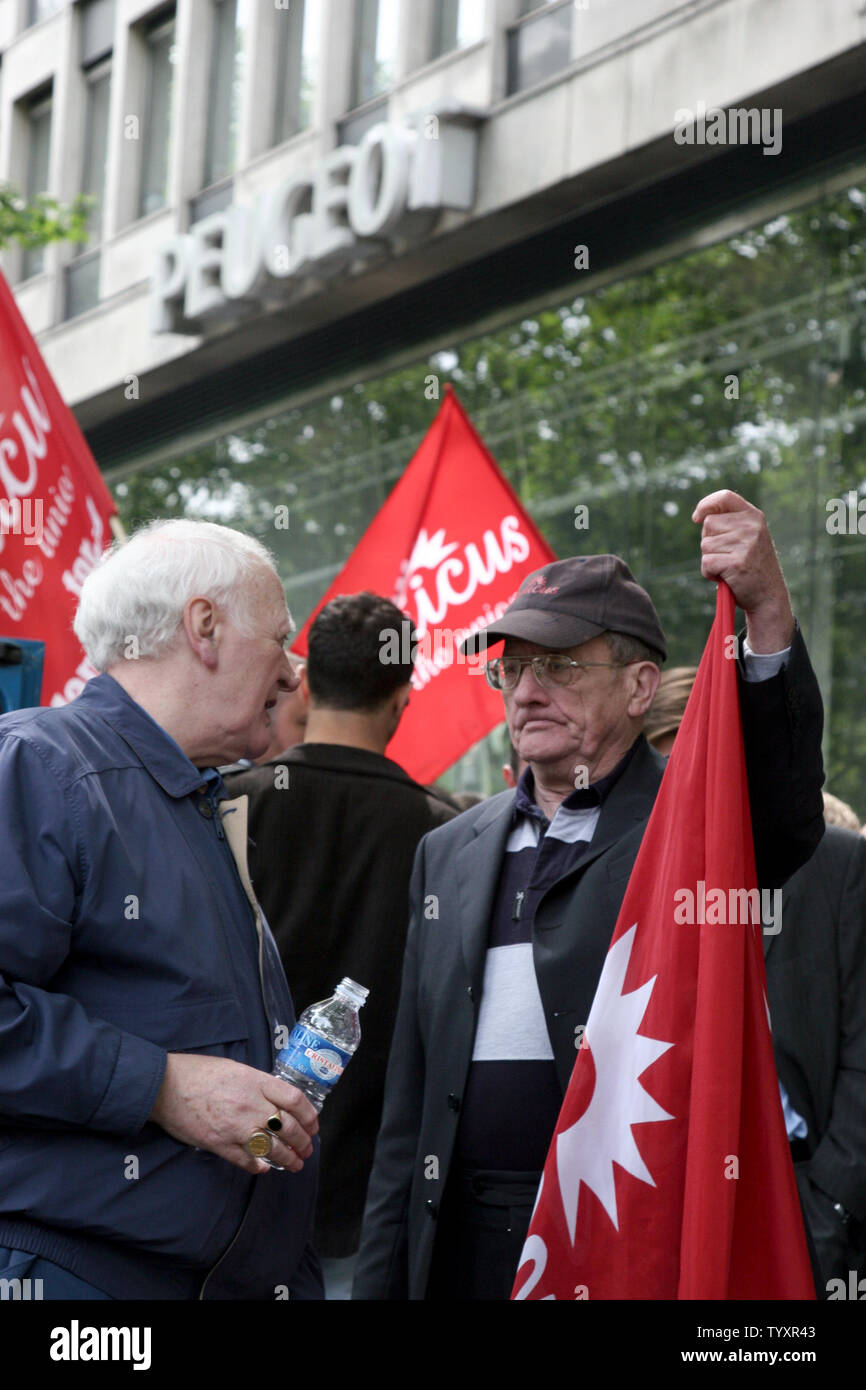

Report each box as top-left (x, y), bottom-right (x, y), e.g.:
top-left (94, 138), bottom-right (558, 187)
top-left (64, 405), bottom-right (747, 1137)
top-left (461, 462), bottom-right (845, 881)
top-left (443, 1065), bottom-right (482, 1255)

top-left (354, 491), bottom-right (825, 1300)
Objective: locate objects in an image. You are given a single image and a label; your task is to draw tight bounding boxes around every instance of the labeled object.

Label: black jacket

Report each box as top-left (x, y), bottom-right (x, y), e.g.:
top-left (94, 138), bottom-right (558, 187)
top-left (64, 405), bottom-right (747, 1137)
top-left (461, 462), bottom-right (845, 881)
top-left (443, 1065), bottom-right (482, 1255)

top-left (766, 825), bottom-right (866, 1286)
top-left (225, 744), bottom-right (456, 1258)
top-left (354, 628), bottom-right (826, 1298)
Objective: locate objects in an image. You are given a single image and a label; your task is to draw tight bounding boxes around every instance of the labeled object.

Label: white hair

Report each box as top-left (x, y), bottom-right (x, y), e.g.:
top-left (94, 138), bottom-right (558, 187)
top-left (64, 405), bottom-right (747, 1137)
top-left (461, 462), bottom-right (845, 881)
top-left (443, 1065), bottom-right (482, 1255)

top-left (74, 519), bottom-right (282, 672)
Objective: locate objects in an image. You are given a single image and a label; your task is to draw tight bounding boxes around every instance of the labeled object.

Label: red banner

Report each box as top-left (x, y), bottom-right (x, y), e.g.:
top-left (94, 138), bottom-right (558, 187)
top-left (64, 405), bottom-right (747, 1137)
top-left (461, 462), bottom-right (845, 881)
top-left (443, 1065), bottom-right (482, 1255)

top-left (293, 387), bottom-right (555, 784)
top-left (0, 271), bottom-right (116, 706)
top-left (512, 582), bottom-right (815, 1300)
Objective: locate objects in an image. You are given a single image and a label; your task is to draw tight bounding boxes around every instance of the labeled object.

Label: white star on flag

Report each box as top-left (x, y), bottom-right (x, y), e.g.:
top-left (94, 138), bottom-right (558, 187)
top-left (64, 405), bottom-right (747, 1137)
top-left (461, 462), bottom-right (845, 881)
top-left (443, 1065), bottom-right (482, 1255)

top-left (556, 924), bottom-right (674, 1240)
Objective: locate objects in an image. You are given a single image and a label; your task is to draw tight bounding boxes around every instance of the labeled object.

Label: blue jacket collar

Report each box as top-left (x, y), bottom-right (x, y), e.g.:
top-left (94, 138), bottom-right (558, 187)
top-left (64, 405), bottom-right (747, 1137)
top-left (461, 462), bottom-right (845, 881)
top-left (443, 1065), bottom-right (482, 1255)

top-left (75, 673), bottom-right (218, 799)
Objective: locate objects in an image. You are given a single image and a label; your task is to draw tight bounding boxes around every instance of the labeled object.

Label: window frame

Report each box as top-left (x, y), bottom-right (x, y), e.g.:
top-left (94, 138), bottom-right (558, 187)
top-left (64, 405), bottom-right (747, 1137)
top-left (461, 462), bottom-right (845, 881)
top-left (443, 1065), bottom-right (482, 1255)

top-left (505, 0), bottom-right (573, 97)
top-left (21, 89), bottom-right (54, 282)
top-left (430, 0), bottom-right (485, 61)
top-left (139, 9), bottom-right (177, 219)
top-left (351, 0), bottom-right (399, 110)
top-left (202, 0), bottom-right (247, 192)
top-left (273, 0), bottom-right (318, 147)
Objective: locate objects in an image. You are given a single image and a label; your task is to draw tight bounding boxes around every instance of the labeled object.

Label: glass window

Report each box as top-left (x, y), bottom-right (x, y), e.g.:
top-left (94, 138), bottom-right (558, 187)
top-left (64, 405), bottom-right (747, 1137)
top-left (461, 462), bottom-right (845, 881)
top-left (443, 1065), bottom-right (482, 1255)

top-left (432, 0), bottom-right (485, 57)
top-left (64, 58), bottom-right (111, 320)
top-left (507, 0), bottom-right (572, 95)
top-left (80, 0), bottom-right (115, 65)
top-left (140, 13), bottom-right (177, 216)
top-left (28, 0), bottom-right (67, 25)
top-left (352, 0), bottom-right (399, 108)
top-left (189, 181), bottom-right (233, 224)
top-left (65, 249), bottom-right (101, 320)
top-left (81, 60), bottom-right (111, 245)
top-left (203, 0), bottom-right (249, 188)
top-left (337, 96), bottom-right (387, 147)
top-left (63, 14), bottom-right (114, 320)
top-left (22, 94), bottom-right (52, 280)
top-left (274, 0), bottom-right (319, 145)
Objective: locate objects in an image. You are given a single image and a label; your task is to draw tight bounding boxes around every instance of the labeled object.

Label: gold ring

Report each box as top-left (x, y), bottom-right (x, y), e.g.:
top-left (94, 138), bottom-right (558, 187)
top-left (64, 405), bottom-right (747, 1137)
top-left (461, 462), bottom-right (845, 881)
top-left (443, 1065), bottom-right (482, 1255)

top-left (245, 1129), bottom-right (274, 1158)
top-left (266, 1112), bottom-right (283, 1133)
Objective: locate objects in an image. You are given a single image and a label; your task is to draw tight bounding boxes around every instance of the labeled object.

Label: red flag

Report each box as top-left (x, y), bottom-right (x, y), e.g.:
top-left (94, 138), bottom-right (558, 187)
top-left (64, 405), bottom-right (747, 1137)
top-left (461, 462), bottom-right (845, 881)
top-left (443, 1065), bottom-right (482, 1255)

top-left (512, 582), bottom-right (815, 1300)
top-left (0, 271), bottom-right (116, 706)
top-left (293, 387), bottom-right (555, 784)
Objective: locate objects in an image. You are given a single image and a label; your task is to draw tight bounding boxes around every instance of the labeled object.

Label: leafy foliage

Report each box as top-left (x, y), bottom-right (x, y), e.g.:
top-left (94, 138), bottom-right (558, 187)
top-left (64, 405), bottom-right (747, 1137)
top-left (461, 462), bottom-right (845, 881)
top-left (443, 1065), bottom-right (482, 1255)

top-left (0, 185), bottom-right (92, 251)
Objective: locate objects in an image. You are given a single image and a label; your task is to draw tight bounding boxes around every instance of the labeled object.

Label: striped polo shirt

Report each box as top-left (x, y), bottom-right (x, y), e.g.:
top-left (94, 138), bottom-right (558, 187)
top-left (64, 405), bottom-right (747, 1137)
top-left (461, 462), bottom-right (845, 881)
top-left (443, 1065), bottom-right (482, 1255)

top-left (455, 738), bottom-right (642, 1172)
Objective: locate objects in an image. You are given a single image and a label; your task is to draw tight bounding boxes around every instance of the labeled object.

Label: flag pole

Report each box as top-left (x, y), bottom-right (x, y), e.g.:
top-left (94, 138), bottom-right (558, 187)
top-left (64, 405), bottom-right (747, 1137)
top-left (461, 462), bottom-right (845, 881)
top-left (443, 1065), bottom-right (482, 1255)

top-left (109, 515), bottom-right (127, 545)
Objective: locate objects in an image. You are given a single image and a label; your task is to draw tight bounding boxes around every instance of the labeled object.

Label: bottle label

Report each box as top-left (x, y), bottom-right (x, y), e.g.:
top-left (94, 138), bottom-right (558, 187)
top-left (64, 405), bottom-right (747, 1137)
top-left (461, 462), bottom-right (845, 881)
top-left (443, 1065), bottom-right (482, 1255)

top-left (277, 1025), bottom-right (352, 1090)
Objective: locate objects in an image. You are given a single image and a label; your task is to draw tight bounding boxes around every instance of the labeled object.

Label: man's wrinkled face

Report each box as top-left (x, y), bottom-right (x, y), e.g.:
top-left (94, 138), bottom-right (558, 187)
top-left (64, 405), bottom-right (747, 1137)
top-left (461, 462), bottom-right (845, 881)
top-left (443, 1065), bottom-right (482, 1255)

top-left (216, 568), bottom-right (298, 761)
top-left (502, 634), bottom-right (634, 778)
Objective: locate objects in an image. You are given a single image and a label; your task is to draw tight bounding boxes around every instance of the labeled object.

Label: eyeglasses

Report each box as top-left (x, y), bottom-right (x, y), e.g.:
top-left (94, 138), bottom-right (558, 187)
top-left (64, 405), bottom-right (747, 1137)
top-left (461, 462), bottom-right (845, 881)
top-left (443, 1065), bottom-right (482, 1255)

top-left (484, 655), bottom-right (630, 691)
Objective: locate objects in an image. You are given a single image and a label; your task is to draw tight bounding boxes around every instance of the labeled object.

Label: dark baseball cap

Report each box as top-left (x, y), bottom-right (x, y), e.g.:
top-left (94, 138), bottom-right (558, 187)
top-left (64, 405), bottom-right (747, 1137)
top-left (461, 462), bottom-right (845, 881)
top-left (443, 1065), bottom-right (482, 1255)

top-left (461, 555), bottom-right (667, 660)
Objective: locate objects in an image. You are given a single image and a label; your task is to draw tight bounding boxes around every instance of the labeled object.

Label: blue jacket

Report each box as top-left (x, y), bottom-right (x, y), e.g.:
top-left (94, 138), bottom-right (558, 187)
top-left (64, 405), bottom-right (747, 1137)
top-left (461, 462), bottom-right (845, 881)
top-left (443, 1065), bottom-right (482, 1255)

top-left (0, 674), bottom-right (321, 1299)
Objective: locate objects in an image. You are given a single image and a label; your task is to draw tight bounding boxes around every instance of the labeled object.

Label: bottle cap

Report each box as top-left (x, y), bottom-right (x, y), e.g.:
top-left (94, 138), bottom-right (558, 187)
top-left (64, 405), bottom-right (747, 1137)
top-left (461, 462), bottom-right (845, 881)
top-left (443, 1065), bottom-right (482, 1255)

top-left (336, 977), bottom-right (369, 1006)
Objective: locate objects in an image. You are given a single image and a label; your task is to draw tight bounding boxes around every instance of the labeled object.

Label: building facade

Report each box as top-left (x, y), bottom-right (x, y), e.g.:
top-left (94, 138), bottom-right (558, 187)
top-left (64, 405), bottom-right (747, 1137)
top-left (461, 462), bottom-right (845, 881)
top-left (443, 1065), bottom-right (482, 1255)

top-left (2, 0), bottom-right (866, 797)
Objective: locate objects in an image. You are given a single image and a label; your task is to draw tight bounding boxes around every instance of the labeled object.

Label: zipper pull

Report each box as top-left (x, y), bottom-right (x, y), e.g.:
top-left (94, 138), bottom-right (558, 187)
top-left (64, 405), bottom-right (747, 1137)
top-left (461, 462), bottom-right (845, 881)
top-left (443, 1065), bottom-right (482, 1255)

top-left (512, 890), bottom-right (525, 921)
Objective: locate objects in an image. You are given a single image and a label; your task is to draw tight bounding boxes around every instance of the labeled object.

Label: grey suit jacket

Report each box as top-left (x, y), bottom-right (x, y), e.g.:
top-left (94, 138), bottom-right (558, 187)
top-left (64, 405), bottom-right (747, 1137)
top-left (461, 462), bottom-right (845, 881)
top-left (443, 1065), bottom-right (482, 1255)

top-left (354, 628), bottom-right (825, 1299)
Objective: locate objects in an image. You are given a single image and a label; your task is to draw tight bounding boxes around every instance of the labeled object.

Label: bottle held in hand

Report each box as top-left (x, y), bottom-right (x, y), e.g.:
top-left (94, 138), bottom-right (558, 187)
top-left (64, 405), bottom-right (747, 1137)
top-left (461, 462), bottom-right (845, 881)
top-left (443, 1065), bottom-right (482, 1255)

top-left (274, 977), bottom-right (369, 1112)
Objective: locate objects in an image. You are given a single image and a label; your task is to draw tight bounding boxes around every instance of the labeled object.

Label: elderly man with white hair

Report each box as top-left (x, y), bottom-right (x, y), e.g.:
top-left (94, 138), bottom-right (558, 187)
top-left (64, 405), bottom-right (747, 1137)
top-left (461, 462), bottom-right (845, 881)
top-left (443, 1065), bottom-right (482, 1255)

top-left (0, 520), bottom-right (323, 1300)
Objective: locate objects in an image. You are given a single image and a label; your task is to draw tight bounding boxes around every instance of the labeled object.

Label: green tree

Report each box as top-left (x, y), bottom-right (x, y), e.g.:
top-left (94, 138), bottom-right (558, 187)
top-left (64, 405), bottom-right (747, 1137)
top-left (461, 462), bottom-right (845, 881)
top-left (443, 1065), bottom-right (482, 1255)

top-left (0, 184), bottom-right (90, 251)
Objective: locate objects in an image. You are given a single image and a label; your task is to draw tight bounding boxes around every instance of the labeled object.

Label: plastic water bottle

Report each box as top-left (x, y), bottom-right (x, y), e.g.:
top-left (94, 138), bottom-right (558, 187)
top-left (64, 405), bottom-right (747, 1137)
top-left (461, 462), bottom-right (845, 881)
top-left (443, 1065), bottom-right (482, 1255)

top-left (274, 977), bottom-right (369, 1111)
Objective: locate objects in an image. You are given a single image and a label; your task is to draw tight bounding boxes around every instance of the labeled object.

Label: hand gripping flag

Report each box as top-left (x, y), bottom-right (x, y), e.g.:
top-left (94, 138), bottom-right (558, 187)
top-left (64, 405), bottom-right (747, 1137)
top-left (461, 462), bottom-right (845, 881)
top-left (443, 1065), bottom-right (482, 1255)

top-left (512, 582), bottom-right (815, 1300)
top-left (0, 271), bottom-right (117, 706)
top-left (293, 386), bottom-right (555, 785)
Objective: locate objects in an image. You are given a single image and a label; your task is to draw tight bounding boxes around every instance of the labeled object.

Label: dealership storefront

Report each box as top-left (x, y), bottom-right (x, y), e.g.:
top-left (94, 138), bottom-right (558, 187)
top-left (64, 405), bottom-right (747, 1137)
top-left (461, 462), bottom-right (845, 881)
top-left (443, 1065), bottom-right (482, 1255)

top-left (96, 145), bottom-right (866, 801)
top-left (11, 1), bottom-right (866, 799)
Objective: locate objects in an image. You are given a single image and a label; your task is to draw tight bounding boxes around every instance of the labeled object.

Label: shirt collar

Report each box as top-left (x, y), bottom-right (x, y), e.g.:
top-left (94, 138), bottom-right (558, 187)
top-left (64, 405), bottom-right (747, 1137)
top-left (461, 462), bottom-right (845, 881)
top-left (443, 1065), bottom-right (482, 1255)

top-left (75, 673), bottom-right (222, 799)
top-left (514, 735), bottom-right (644, 827)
